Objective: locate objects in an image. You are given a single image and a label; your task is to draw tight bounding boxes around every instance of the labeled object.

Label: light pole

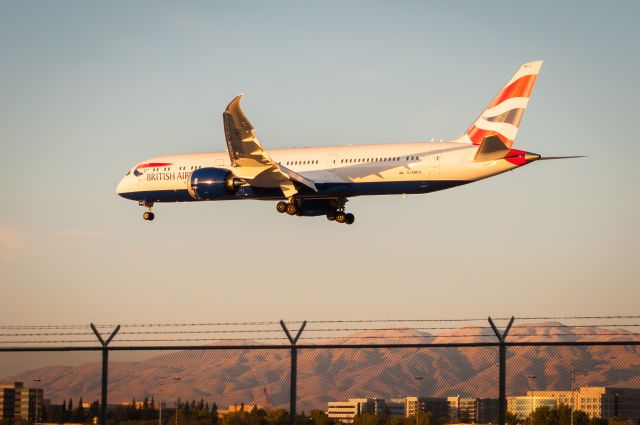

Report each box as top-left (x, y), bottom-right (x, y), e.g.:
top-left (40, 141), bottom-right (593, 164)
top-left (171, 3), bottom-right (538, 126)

top-left (156, 377), bottom-right (165, 425)
top-left (33, 378), bottom-right (41, 425)
top-left (173, 377), bottom-right (181, 425)
top-left (526, 375), bottom-right (537, 425)
top-left (570, 362), bottom-right (575, 425)
top-left (414, 376), bottom-right (423, 425)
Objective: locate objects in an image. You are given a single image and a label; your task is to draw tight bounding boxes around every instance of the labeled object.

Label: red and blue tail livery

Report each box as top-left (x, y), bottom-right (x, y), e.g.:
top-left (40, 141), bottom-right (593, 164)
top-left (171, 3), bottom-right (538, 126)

top-left (116, 60), bottom-right (582, 224)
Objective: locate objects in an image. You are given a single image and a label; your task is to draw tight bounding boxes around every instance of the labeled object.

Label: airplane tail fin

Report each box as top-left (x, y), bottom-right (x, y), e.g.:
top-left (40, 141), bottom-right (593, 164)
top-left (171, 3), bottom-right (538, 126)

top-left (464, 60), bottom-right (543, 148)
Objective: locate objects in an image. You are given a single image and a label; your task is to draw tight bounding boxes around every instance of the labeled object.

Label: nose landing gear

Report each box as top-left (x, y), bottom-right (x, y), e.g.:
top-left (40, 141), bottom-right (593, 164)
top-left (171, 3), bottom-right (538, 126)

top-left (140, 201), bottom-right (155, 221)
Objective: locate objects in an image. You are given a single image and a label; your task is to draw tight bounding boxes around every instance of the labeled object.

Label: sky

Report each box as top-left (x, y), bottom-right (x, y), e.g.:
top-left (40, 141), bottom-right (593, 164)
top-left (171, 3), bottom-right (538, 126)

top-left (1, 1), bottom-right (639, 328)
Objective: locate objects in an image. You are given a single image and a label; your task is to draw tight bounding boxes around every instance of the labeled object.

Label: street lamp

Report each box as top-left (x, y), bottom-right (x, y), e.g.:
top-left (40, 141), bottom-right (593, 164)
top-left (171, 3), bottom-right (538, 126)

top-left (526, 375), bottom-right (537, 425)
top-left (33, 378), bottom-right (41, 425)
top-left (173, 377), bottom-right (181, 425)
top-left (155, 377), bottom-right (165, 425)
top-left (414, 376), bottom-right (423, 425)
top-left (570, 362), bottom-right (575, 425)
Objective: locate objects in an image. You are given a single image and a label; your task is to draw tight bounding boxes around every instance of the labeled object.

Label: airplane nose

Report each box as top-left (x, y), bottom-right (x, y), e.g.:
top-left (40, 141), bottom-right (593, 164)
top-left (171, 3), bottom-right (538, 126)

top-left (116, 178), bottom-right (127, 196)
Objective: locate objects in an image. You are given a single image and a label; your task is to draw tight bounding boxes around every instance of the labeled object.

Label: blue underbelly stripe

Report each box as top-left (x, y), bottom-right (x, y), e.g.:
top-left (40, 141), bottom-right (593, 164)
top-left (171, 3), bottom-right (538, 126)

top-left (118, 180), bottom-right (470, 202)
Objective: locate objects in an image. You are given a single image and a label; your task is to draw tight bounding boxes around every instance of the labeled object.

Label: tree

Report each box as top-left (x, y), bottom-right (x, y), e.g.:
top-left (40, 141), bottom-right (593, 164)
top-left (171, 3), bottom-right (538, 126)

top-left (607, 417), bottom-right (635, 425)
top-left (505, 411), bottom-right (519, 425)
top-left (89, 401), bottom-right (100, 423)
top-left (531, 406), bottom-right (554, 425)
top-left (573, 410), bottom-right (590, 425)
top-left (265, 408), bottom-right (289, 425)
top-left (353, 414), bottom-right (379, 425)
top-left (211, 403), bottom-right (219, 425)
top-left (75, 397), bottom-right (85, 422)
top-left (309, 410), bottom-right (331, 425)
top-left (66, 399), bottom-right (73, 423)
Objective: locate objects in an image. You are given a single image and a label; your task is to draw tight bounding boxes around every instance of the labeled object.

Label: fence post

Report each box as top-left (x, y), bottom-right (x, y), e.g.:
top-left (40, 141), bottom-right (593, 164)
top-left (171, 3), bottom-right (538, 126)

top-left (488, 316), bottom-right (514, 425)
top-left (280, 320), bottom-right (307, 425)
top-left (91, 324), bottom-right (121, 425)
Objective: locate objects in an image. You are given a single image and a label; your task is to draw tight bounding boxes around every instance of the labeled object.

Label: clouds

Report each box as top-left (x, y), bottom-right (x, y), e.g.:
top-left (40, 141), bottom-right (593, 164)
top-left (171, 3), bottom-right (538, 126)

top-left (0, 225), bottom-right (107, 262)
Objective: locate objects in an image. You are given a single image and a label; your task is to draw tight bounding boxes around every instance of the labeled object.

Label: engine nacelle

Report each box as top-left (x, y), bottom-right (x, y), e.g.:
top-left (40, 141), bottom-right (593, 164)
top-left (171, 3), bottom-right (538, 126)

top-left (188, 167), bottom-right (240, 200)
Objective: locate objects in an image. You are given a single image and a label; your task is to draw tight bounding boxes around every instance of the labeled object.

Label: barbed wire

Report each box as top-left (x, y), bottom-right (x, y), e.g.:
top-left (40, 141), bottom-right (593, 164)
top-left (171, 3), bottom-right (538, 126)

top-left (3, 331), bottom-right (640, 345)
top-left (3, 316), bottom-right (640, 330)
top-left (3, 316), bottom-right (640, 346)
top-left (4, 324), bottom-right (640, 338)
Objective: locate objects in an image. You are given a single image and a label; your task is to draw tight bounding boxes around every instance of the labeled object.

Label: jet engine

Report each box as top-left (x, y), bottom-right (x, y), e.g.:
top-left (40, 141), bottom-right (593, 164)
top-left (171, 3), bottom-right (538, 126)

top-left (188, 167), bottom-right (241, 200)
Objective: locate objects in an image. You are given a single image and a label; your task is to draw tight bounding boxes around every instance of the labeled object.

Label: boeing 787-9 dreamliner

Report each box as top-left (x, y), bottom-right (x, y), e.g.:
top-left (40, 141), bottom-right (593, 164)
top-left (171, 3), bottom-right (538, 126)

top-left (117, 60), bottom-right (580, 224)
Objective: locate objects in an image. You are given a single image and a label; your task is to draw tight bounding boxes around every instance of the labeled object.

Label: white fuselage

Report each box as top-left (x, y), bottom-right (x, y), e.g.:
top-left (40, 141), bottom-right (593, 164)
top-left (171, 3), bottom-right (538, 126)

top-left (116, 138), bottom-right (528, 202)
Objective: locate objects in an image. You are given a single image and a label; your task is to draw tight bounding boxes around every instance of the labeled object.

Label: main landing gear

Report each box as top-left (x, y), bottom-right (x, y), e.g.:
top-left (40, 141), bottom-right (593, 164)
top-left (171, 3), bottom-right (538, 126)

top-left (327, 198), bottom-right (354, 225)
top-left (276, 200), bottom-right (355, 225)
top-left (276, 201), bottom-right (302, 216)
top-left (326, 210), bottom-right (355, 225)
top-left (140, 201), bottom-right (155, 221)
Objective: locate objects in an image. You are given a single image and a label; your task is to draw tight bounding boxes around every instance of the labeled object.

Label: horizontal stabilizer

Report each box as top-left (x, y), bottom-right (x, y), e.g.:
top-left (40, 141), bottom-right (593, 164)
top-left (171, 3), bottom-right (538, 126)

top-left (474, 135), bottom-right (510, 161)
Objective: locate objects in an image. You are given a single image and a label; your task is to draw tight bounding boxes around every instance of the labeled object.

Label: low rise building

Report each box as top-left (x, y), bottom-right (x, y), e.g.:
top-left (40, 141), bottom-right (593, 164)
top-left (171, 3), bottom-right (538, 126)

top-left (0, 382), bottom-right (44, 423)
top-left (0, 384), bottom-right (18, 421)
top-left (405, 397), bottom-right (448, 419)
top-left (448, 396), bottom-right (498, 423)
top-left (386, 398), bottom-right (406, 417)
top-left (508, 386), bottom-right (640, 421)
top-left (326, 398), bottom-right (386, 423)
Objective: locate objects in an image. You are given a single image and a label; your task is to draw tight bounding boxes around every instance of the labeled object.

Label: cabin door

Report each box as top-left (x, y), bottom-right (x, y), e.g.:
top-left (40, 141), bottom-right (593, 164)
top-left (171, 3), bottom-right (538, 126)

top-left (327, 154), bottom-right (338, 168)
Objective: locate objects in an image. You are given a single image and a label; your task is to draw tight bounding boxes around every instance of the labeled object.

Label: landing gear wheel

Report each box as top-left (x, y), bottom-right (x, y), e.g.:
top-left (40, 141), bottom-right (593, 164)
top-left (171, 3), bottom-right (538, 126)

top-left (143, 211), bottom-right (155, 221)
top-left (286, 203), bottom-right (298, 216)
top-left (326, 211), bottom-right (336, 221)
top-left (344, 213), bottom-right (355, 225)
top-left (335, 211), bottom-right (346, 223)
top-left (276, 201), bottom-right (287, 213)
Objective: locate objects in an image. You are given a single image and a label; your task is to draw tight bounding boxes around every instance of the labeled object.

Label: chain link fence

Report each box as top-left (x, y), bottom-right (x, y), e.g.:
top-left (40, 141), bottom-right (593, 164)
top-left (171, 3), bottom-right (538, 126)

top-left (2, 317), bottom-right (640, 425)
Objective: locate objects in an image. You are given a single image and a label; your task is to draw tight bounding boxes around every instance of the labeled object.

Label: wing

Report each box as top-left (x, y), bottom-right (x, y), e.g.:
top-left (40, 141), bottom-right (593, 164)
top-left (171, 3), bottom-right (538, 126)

top-left (223, 95), bottom-right (316, 198)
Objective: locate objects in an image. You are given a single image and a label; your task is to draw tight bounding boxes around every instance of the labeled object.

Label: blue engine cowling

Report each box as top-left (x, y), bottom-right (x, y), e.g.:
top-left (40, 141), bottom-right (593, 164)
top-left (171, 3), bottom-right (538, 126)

top-left (188, 167), bottom-right (239, 200)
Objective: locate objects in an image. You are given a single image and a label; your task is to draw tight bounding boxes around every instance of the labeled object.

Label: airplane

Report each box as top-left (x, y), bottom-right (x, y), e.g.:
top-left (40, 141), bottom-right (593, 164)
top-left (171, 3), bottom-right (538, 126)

top-left (116, 60), bottom-right (581, 224)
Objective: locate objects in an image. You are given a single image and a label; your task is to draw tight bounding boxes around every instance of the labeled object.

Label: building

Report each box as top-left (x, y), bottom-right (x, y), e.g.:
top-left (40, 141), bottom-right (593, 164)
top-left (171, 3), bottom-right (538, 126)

top-left (448, 396), bottom-right (499, 423)
top-left (0, 383), bottom-right (18, 421)
top-left (0, 382), bottom-right (44, 423)
top-left (326, 398), bottom-right (387, 423)
top-left (507, 386), bottom-right (640, 421)
top-left (405, 397), bottom-right (449, 420)
top-left (386, 398), bottom-right (406, 417)
top-left (20, 388), bottom-right (44, 424)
